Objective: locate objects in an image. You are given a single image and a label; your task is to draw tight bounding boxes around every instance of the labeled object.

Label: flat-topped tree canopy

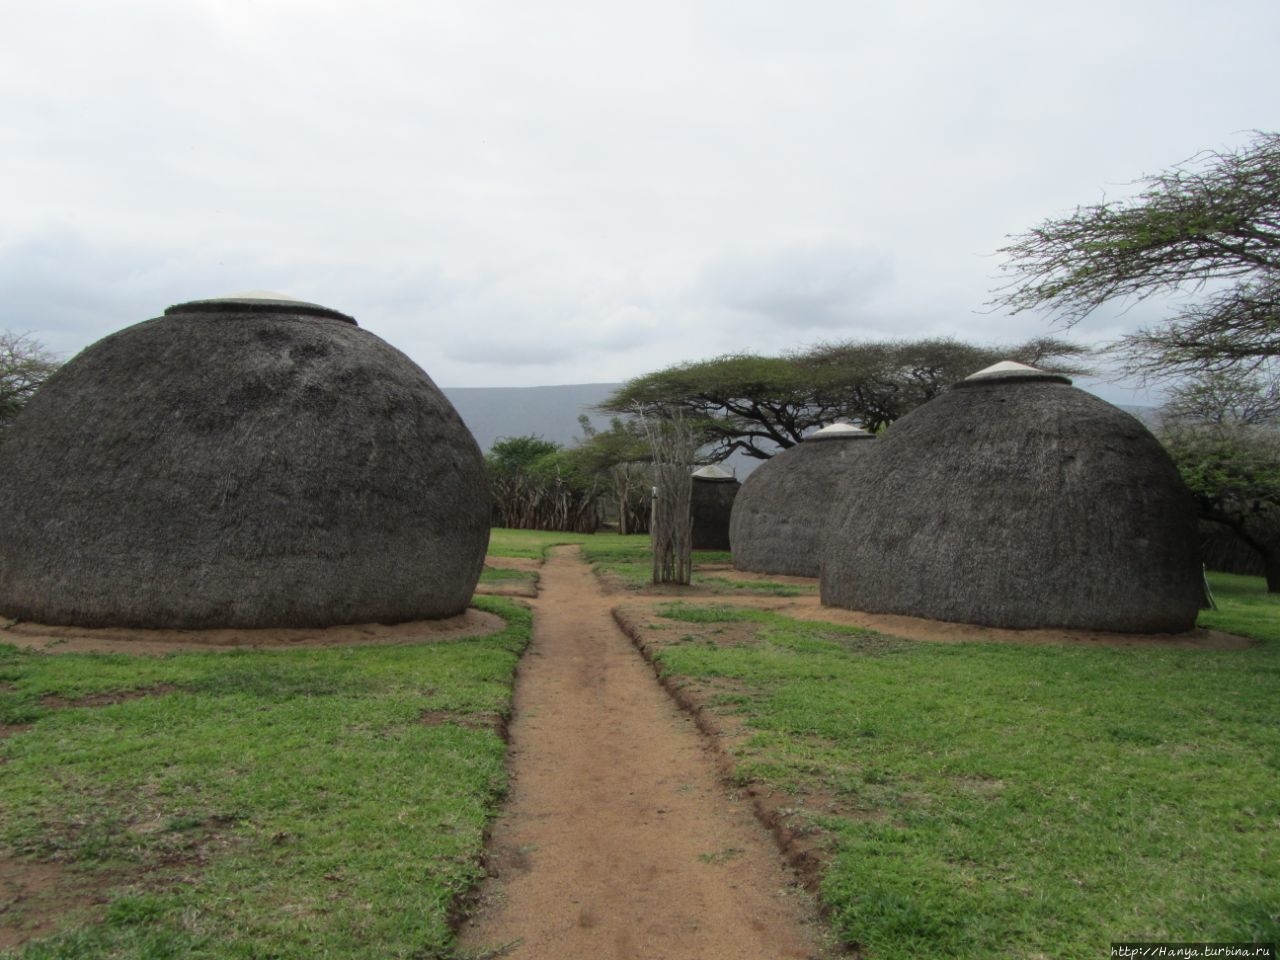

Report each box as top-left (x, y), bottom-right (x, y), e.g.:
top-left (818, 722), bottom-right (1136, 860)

top-left (730, 422), bottom-right (877, 578)
top-left (0, 294), bottom-right (490, 629)
top-left (820, 363), bottom-right (1203, 633)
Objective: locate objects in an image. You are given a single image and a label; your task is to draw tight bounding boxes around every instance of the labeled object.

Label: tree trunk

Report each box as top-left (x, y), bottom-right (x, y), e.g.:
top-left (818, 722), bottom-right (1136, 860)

top-left (1203, 501), bottom-right (1280, 593)
top-left (1262, 548), bottom-right (1280, 593)
top-left (637, 406), bottom-right (697, 585)
top-left (650, 463), bottom-right (693, 584)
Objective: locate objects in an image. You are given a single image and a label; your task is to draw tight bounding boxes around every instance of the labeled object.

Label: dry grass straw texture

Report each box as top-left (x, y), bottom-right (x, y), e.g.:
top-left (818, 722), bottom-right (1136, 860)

top-left (821, 375), bottom-right (1203, 632)
top-left (0, 300), bottom-right (489, 629)
top-left (690, 474), bottom-right (739, 550)
top-left (730, 432), bottom-right (876, 577)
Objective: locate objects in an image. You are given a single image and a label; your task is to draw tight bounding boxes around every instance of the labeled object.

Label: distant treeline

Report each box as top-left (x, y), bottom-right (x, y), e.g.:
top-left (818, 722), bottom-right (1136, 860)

top-left (485, 430), bottom-right (650, 535)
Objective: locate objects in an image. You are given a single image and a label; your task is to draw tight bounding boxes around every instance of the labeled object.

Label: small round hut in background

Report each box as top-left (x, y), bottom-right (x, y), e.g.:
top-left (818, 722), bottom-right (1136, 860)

top-left (730, 423), bottom-right (876, 577)
top-left (690, 465), bottom-right (740, 551)
top-left (820, 361), bottom-right (1203, 633)
top-left (1199, 519), bottom-right (1265, 577)
top-left (0, 293), bottom-right (490, 629)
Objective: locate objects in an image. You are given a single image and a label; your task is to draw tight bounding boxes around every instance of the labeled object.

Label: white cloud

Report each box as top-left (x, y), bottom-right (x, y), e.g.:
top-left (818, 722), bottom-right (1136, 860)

top-left (697, 241), bottom-right (895, 331)
top-left (1, 0), bottom-right (1276, 387)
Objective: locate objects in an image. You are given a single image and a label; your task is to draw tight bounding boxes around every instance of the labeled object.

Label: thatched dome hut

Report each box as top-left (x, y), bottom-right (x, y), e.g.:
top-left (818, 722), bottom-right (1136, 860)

top-left (820, 361), bottom-right (1203, 633)
top-left (1199, 519), bottom-right (1264, 576)
top-left (0, 294), bottom-right (490, 629)
top-left (730, 423), bottom-right (876, 577)
top-left (690, 465), bottom-right (740, 550)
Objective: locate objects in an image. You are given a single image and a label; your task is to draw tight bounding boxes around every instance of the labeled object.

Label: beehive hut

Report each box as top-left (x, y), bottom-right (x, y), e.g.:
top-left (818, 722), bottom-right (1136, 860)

top-left (730, 422), bottom-right (876, 577)
top-left (690, 465), bottom-right (740, 550)
top-left (821, 361), bottom-right (1203, 633)
top-left (1199, 519), bottom-right (1265, 577)
top-left (0, 293), bottom-right (490, 629)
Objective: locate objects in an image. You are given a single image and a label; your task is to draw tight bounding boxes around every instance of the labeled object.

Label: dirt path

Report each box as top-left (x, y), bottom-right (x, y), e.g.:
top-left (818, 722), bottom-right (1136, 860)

top-left (457, 547), bottom-right (831, 960)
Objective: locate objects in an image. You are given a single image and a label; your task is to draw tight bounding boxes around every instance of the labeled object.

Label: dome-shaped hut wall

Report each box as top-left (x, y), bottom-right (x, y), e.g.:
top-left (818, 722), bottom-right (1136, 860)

top-left (0, 294), bottom-right (490, 629)
top-left (820, 362), bottom-right (1203, 633)
top-left (730, 423), bottom-right (877, 577)
top-left (1199, 519), bottom-right (1265, 577)
top-left (690, 465), bottom-right (740, 551)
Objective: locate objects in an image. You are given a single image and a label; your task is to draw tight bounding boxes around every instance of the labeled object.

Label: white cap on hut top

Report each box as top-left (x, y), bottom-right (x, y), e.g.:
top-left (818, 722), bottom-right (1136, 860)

top-left (692, 464), bottom-right (734, 479)
top-left (963, 359), bottom-right (1073, 383)
top-left (967, 360), bottom-right (1044, 379)
top-left (811, 422), bottom-right (872, 438)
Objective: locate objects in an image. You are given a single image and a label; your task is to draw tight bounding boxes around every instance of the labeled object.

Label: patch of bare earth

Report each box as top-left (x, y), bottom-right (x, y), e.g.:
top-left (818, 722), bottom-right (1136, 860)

top-left (0, 607), bottom-right (505, 655)
top-left (475, 582), bottom-right (540, 598)
top-left (457, 546), bottom-right (837, 960)
top-left (475, 563), bottom-right (540, 599)
top-left (0, 857), bottom-right (96, 951)
top-left (1, 831), bottom-right (233, 952)
top-left (666, 567), bottom-right (1253, 650)
top-left (485, 557), bottom-right (544, 573)
top-left (38, 685), bottom-right (181, 710)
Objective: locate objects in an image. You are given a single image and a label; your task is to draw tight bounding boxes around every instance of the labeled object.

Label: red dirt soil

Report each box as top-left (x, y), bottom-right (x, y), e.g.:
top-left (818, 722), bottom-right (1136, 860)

top-left (0, 608), bottom-right (504, 655)
top-left (456, 546), bottom-right (837, 959)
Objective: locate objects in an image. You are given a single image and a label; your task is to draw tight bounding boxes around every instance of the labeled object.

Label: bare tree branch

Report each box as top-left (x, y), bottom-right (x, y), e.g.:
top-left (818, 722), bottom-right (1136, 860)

top-left (992, 131), bottom-right (1280, 381)
top-left (0, 331), bottom-right (61, 438)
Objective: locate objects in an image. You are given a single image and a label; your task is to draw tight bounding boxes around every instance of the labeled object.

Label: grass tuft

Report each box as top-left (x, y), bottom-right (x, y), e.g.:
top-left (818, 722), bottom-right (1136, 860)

top-left (655, 603), bottom-right (770, 624)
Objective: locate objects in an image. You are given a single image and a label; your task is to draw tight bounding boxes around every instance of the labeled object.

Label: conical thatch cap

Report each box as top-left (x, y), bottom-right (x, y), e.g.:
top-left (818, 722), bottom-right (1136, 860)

top-left (730, 430), bottom-right (878, 577)
top-left (820, 372), bottom-right (1202, 633)
top-left (808, 422), bottom-right (875, 441)
top-left (692, 464), bottom-right (736, 481)
top-left (0, 296), bottom-right (490, 629)
top-left (959, 359), bottom-right (1071, 386)
top-left (166, 292), bottom-right (357, 324)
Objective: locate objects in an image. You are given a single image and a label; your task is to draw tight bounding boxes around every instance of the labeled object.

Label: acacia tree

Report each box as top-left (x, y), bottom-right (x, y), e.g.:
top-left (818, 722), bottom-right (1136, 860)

top-left (1161, 369), bottom-right (1280, 427)
top-left (991, 131), bottom-right (1280, 382)
top-left (601, 337), bottom-right (1089, 460)
top-left (1158, 371), bottom-right (1280, 591)
top-left (567, 415), bottom-right (652, 534)
top-left (1, 331), bottom-right (60, 438)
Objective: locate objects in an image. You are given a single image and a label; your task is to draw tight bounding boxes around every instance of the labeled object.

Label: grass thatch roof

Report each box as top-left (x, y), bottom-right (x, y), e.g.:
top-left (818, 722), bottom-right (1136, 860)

top-left (690, 467), bottom-right (740, 551)
top-left (820, 364), bottom-right (1203, 633)
top-left (730, 424), bottom-right (877, 577)
top-left (1199, 519), bottom-right (1265, 577)
top-left (0, 296), bottom-right (490, 629)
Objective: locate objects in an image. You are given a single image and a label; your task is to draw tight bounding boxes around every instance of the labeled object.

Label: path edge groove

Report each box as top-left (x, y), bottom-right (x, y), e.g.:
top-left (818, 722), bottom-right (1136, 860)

top-left (609, 607), bottom-right (835, 920)
top-left (447, 599), bottom-right (530, 943)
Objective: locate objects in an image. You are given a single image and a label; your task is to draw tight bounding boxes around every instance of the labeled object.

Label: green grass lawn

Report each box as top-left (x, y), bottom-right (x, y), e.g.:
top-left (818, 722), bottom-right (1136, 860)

top-left (637, 572), bottom-right (1280, 959)
top-left (487, 528), bottom-right (809, 595)
top-left (570, 533), bottom-right (815, 595)
top-left (0, 596), bottom-right (531, 960)
top-left (484, 528), bottom-right (595, 559)
top-left (477, 566), bottom-right (536, 584)
top-left (1199, 571), bottom-right (1280, 643)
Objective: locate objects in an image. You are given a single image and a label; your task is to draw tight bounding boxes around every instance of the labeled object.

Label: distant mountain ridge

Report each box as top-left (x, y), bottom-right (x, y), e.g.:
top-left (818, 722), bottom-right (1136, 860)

top-left (441, 382), bottom-right (760, 478)
top-left (441, 383), bottom-right (1157, 479)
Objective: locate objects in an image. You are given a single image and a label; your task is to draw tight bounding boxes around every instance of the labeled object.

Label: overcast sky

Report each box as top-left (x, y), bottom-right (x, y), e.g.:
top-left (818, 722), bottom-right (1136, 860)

top-left (3, 1), bottom-right (1276, 402)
